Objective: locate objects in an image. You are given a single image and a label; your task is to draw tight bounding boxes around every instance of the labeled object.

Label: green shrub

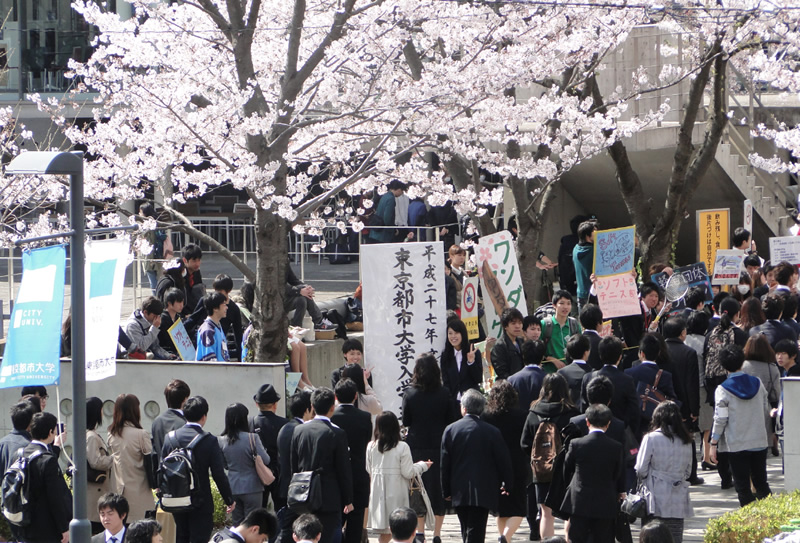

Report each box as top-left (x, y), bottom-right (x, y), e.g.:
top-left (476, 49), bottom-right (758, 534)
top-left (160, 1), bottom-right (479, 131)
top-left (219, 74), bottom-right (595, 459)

top-left (705, 490), bottom-right (800, 543)
top-left (210, 479), bottom-right (229, 528)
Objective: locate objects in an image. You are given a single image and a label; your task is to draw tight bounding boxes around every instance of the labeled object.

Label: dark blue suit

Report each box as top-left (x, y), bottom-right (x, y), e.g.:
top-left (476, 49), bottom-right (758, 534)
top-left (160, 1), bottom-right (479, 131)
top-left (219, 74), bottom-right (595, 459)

top-left (749, 319), bottom-right (798, 349)
top-left (581, 365), bottom-right (641, 435)
top-left (624, 362), bottom-right (677, 421)
top-left (508, 365), bottom-right (546, 410)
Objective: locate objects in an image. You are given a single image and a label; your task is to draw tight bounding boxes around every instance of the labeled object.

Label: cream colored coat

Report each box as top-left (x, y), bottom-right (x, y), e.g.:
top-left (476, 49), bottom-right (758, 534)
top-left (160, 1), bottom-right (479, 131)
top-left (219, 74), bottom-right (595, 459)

top-left (366, 440), bottom-right (429, 533)
top-left (86, 430), bottom-right (115, 523)
top-left (108, 423), bottom-right (155, 521)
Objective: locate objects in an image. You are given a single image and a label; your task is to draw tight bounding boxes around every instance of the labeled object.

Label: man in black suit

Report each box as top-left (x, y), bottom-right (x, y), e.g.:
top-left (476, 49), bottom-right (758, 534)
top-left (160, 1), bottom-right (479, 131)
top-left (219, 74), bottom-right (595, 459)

top-left (330, 379), bottom-right (372, 543)
top-left (624, 334), bottom-right (677, 424)
top-left (290, 387), bottom-right (354, 543)
top-left (18, 412), bottom-right (72, 543)
top-left (570, 376), bottom-right (626, 443)
top-left (750, 293), bottom-right (798, 348)
top-left (558, 334), bottom-right (593, 406)
top-left (251, 384), bottom-right (289, 512)
top-left (508, 340), bottom-right (547, 409)
top-left (580, 336), bottom-right (640, 436)
top-left (0, 400), bottom-right (35, 474)
top-left (151, 379), bottom-right (190, 458)
top-left (579, 304), bottom-right (604, 370)
top-left (663, 316), bottom-right (704, 485)
top-left (162, 396), bottom-right (234, 543)
top-left (210, 508), bottom-right (278, 543)
top-left (276, 391), bottom-right (313, 543)
top-left (441, 389), bottom-right (513, 543)
top-left (92, 493), bottom-right (129, 543)
top-left (560, 404), bottom-right (625, 543)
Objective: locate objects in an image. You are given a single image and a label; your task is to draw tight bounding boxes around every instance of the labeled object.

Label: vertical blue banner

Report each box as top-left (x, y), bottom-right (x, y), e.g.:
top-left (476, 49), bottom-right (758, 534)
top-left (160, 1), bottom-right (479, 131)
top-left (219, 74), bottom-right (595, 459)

top-left (0, 245), bottom-right (66, 388)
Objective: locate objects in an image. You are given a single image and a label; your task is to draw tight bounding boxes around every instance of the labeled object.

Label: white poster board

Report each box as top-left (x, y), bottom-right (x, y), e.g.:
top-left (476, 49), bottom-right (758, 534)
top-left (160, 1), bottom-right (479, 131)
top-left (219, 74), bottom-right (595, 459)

top-left (362, 242), bottom-right (447, 415)
top-left (461, 276), bottom-right (479, 340)
top-left (168, 318), bottom-right (197, 361)
top-left (770, 236), bottom-right (800, 265)
top-left (711, 249), bottom-right (745, 285)
top-left (477, 230), bottom-right (528, 338)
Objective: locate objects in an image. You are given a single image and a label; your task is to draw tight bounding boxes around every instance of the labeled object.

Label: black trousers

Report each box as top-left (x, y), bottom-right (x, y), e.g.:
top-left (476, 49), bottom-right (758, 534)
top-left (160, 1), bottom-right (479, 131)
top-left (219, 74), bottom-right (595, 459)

top-left (455, 506), bottom-right (489, 543)
top-left (277, 507), bottom-right (299, 543)
top-left (316, 511), bottom-right (343, 543)
top-left (567, 514), bottom-right (616, 543)
top-left (729, 448), bottom-right (771, 506)
top-left (342, 507), bottom-right (365, 543)
top-left (525, 483), bottom-right (541, 540)
top-left (174, 504), bottom-right (214, 543)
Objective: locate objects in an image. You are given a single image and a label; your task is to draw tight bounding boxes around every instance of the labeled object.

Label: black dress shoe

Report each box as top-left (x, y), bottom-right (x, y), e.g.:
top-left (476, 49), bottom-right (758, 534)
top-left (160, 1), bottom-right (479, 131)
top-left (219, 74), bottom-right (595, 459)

top-left (433, 537), bottom-right (441, 543)
top-left (689, 477), bottom-right (705, 486)
top-left (701, 461), bottom-right (718, 471)
top-left (721, 480), bottom-right (734, 489)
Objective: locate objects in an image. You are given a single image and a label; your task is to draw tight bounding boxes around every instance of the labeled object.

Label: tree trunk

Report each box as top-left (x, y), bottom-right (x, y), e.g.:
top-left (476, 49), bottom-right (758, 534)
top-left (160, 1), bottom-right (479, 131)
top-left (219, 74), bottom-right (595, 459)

top-left (444, 154), bottom-right (497, 236)
top-left (511, 180), bottom-right (555, 312)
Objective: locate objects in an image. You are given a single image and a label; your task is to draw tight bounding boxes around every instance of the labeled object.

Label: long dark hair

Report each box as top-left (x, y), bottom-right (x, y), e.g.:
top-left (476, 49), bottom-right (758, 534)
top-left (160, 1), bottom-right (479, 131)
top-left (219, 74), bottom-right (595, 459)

top-left (86, 397), bottom-right (103, 431)
top-left (718, 297), bottom-right (741, 331)
top-left (485, 380), bottom-right (518, 416)
top-left (109, 394), bottom-right (142, 437)
top-left (373, 411), bottom-right (401, 453)
top-left (534, 373), bottom-right (574, 410)
top-left (649, 401), bottom-right (692, 444)
top-left (341, 363), bottom-right (367, 395)
top-left (444, 318), bottom-right (470, 358)
top-left (411, 354), bottom-right (441, 392)
top-left (221, 403), bottom-right (249, 444)
top-left (740, 297), bottom-right (766, 332)
top-left (162, 259), bottom-right (186, 290)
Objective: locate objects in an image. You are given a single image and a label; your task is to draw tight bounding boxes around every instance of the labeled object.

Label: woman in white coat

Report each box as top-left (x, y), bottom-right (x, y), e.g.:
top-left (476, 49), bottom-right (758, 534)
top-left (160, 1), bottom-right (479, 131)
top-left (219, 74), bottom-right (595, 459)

top-left (367, 411), bottom-right (431, 543)
top-left (635, 401), bottom-right (694, 543)
top-left (87, 397), bottom-right (114, 534)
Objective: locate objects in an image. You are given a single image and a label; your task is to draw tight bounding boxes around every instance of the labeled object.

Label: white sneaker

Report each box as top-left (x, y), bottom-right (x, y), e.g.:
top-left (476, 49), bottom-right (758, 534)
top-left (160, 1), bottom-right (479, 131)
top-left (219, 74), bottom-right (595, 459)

top-left (315, 318), bottom-right (336, 331)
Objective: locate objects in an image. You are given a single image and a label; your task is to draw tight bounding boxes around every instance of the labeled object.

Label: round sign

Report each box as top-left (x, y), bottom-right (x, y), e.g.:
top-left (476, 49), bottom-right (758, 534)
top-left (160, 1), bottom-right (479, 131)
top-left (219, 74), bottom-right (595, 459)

top-left (463, 282), bottom-right (477, 313)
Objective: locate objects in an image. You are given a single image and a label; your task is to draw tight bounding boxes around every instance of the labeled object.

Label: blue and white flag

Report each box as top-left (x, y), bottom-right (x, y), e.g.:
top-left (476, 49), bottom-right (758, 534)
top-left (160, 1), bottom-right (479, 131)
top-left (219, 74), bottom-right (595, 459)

top-left (85, 238), bottom-right (131, 381)
top-left (0, 245), bottom-right (66, 388)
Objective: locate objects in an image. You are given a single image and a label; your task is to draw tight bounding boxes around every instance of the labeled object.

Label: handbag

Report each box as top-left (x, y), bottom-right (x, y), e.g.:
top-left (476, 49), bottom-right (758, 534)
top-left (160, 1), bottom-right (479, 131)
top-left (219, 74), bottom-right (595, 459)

top-left (287, 470), bottom-right (322, 513)
top-left (620, 483), bottom-right (648, 521)
top-left (86, 462), bottom-right (108, 484)
top-left (143, 451), bottom-right (159, 490)
top-left (249, 433), bottom-right (276, 486)
top-left (408, 474), bottom-right (427, 517)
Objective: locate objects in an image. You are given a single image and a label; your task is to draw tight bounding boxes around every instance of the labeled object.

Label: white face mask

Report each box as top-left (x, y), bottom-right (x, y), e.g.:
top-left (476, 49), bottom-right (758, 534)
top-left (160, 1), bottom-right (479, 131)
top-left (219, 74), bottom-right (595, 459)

top-left (738, 284), bottom-right (751, 294)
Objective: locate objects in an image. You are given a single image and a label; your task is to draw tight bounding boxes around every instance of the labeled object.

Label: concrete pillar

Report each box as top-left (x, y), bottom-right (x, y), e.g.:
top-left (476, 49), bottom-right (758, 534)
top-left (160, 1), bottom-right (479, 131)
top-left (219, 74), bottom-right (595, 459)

top-left (783, 377), bottom-right (800, 490)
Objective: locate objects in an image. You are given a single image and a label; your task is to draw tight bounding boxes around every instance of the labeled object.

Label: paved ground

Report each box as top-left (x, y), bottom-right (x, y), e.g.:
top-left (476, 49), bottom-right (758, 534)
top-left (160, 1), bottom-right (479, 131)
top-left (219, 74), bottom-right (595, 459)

top-left (371, 451), bottom-right (785, 543)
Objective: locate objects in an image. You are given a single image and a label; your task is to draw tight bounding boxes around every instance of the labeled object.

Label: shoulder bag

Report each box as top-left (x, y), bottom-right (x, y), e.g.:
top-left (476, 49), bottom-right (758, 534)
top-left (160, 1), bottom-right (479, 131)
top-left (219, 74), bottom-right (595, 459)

top-left (287, 470), bottom-right (322, 513)
top-left (249, 432), bottom-right (275, 486)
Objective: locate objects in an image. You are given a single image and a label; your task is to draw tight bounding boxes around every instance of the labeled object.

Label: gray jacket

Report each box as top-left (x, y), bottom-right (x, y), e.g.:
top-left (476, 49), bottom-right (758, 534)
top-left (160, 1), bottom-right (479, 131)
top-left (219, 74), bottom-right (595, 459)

top-left (742, 360), bottom-right (781, 406)
top-left (711, 373), bottom-right (770, 453)
top-left (126, 310), bottom-right (171, 360)
top-left (218, 431), bottom-right (270, 495)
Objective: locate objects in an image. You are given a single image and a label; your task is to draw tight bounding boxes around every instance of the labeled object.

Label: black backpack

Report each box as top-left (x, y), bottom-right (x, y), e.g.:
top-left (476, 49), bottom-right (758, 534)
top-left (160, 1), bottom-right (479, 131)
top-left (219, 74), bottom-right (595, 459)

top-left (158, 431), bottom-right (206, 512)
top-left (1, 447), bottom-right (44, 526)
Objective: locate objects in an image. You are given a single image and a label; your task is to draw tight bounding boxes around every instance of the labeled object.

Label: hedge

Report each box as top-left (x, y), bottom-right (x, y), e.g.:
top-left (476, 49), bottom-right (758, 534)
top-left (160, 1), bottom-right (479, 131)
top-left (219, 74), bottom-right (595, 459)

top-left (705, 490), bottom-right (800, 543)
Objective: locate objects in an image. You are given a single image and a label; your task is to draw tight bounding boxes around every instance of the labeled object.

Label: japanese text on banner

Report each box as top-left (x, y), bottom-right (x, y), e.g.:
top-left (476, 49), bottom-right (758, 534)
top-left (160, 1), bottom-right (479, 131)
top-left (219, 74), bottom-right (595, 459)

top-left (595, 273), bottom-right (641, 319)
top-left (477, 231), bottom-right (527, 339)
top-left (697, 209), bottom-right (729, 274)
top-left (593, 226), bottom-right (636, 277)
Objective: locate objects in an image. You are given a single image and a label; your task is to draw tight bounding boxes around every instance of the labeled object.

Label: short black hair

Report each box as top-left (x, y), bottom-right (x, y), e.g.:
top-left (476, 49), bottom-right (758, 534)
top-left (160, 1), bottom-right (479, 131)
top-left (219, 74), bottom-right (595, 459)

top-left (598, 336), bottom-right (623, 365)
top-left (127, 519), bottom-right (161, 543)
top-left (20, 386), bottom-right (47, 398)
top-left (743, 254), bottom-right (761, 268)
top-left (639, 333), bottom-right (661, 361)
top-left (30, 412), bottom-right (57, 440)
top-left (387, 180), bottom-right (406, 191)
top-left (183, 396), bottom-right (209, 422)
top-left (293, 514), bottom-right (323, 540)
top-left (288, 390), bottom-right (312, 419)
top-left (586, 376), bottom-right (614, 406)
top-left (762, 293), bottom-right (785, 320)
top-left (577, 221), bottom-right (597, 241)
top-left (501, 307), bottom-right (524, 328)
top-left (774, 338), bottom-right (799, 358)
top-left (164, 287), bottom-right (185, 306)
top-left (523, 315), bottom-right (541, 331)
top-left (141, 296), bottom-right (164, 315)
top-left (579, 304), bottom-right (603, 331)
top-left (87, 397), bottom-right (103, 430)
top-left (552, 290), bottom-right (573, 305)
top-left (203, 291), bottom-right (228, 314)
top-left (10, 401), bottom-right (34, 432)
top-left (389, 507), bottom-right (417, 541)
top-left (97, 492), bottom-right (130, 521)
top-left (334, 378), bottom-right (358, 404)
top-left (139, 202), bottom-right (156, 218)
top-left (311, 388), bottom-right (336, 416)
top-left (719, 344), bottom-right (745, 373)
top-left (240, 508), bottom-right (278, 537)
top-left (684, 286), bottom-right (707, 310)
top-left (783, 293), bottom-right (798, 321)
top-left (566, 334), bottom-right (590, 361)
top-left (164, 379), bottom-right (191, 409)
top-left (213, 274), bottom-right (234, 294)
top-left (662, 316), bottom-right (686, 340)
top-left (733, 227), bottom-right (751, 248)
top-left (775, 262), bottom-right (796, 286)
top-left (182, 243), bottom-right (202, 261)
top-left (640, 282), bottom-right (662, 300)
top-left (712, 291), bottom-right (730, 314)
top-left (521, 340), bottom-right (546, 366)
top-left (341, 338), bottom-right (363, 355)
top-left (687, 310), bottom-right (710, 335)
top-left (586, 404), bottom-right (612, 428)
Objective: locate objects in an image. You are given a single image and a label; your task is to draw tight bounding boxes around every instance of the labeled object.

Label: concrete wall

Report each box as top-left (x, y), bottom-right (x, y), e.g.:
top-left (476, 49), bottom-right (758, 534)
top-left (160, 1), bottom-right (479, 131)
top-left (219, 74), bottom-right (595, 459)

top-left (784, 377), bottom-right (800, 491)
top-left (0, 360), bottom-right (285, 454)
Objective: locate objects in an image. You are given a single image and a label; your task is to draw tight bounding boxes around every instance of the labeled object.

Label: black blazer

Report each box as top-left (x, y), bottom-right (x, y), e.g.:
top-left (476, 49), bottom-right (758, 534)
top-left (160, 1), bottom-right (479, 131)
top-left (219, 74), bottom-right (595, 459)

top-left (583, 331), bottom-right (603, 370)
top-left (291, 418), bottom-right (353, 513)
top-left (276, 418), bottom-right (302, 500)
top-left (92, 529), bottom-right (127, 543)
top-left (507, 366), bottom-right (546, 410)
top-left (665, 338), bottom-right (700, 420)
top-left (749, 320), bottom-right (798, 349)
top-left (440, 348), bottom-right (483, 402)
top-left (151, 409), bottom-right (186, 459)
top-left (251, 410), bottom-right (288, 475)
top-left (624, 362), bottom-right (677, 407)
top-left (331, 404), bottom-right (373, 509)
top-left (581, 365), bottom-right (640, 435)
top-left (569, 413), bottom-right (626, 445)
top-left (440, 414), bottom-right (513, 510)
top-left (491, 333), bottom-right (524, 379)
top-left (560, 431), bottom-right (624, 519)
top-left (402, 387), bottom-right (456, 454)
top-left (161, 425), bottom-right (234, 509)
top-left (557, 361), bottom-right (592, 407)
top-left (19, 442), bottom-right (73, 543)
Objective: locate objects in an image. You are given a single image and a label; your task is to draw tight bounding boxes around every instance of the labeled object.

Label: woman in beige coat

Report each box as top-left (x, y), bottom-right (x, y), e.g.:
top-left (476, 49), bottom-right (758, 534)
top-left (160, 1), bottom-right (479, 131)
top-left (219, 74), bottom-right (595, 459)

top-left (107, 394), bottom-right (155, 522)
top-left (87, 397), bottom-right (114, 533)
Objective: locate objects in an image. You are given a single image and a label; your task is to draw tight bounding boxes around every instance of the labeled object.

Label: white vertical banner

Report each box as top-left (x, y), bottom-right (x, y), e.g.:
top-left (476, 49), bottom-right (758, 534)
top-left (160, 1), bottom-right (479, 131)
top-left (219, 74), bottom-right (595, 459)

top-left (85, 239), bottom-right (132, 381)
top-left (744, 199), bottom-right (753, 235)
top-left (477, 230), bottom-right (528, 338)
top-left (362, 242), bottom-right (447, 415)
